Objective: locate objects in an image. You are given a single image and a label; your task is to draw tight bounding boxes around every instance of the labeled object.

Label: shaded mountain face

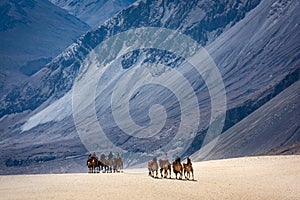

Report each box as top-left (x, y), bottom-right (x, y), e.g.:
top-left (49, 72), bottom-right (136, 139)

top-left (49, 0), bottom-right (136, 27)
top-left (0, 0), bottom-right (90, 97)
top-left (0, 0), bottom-right (299, 174)
top-left (191, 80), bottom-right (300, 161)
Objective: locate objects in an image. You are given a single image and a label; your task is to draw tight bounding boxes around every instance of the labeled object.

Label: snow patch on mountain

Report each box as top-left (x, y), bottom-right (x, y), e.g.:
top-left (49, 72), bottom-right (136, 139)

top-left (1, 0), bottom-right (299, 174)
top-left (22, 92), bottom-right (72, 132)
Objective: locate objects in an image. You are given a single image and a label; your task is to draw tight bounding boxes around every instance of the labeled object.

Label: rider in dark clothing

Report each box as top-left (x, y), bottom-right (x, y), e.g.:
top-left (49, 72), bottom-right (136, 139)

top-left (175, 156), bottom-right (181, 164)
top-left (187, 157), bottom-right (192, 165)
top-left (89, 152), bottom-right (98, 160)
top-left (100, 154), bottom-right (106, 161)
top-left (153, 156), bottom-right (157, 162)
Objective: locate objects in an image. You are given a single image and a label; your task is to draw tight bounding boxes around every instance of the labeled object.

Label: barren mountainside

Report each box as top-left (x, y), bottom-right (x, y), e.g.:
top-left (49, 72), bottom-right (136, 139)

top-left (49, 0), bottom-right (136, 27)
top-left (0, 0), bottom-right (299, 174)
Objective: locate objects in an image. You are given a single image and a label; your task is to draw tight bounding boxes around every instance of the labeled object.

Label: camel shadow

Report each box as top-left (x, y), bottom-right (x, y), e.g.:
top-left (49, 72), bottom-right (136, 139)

top-left (150, 176), bottom-right (197, 182)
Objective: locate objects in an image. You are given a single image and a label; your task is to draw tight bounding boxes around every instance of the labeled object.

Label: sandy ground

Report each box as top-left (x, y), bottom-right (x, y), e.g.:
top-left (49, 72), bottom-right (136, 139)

top-left (0, 155), bottom-right (299, 200)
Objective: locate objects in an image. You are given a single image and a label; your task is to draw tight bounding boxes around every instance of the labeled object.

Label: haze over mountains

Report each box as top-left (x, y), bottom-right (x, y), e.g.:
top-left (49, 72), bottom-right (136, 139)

top-left (0, 0), bottom-right (133, 98)
top-left (0, 0), bottom-right (299, 174)
top-left (0, 0), bottom-right (90, 97)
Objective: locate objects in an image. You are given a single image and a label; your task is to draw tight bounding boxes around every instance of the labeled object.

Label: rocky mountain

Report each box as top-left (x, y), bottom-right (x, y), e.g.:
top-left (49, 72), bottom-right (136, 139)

top-left (0, 0), bottom-right (90, 97)
top-left (49, 0), bottom-right (136, 27)
top-left (0, 0), bottom-right (299, 174)
top-left (191, 80), bottom-right (300, 161)
top-left (0, 0), bottom-right (264, 120)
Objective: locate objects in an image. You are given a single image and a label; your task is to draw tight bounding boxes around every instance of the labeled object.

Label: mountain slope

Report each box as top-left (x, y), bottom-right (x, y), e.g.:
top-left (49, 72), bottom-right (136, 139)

top-left (191, 80), bottom-right (300, 161)
top-left (0, 0), bottom-right (263, 118)
top-left (49, 0), bottom-right (136, 27)
top-left (0, 0), bottom-right (299, 174)
top-left (184, 0), bottom-right (300, 156)
top-left (0, 0), bottom-right (90, 97)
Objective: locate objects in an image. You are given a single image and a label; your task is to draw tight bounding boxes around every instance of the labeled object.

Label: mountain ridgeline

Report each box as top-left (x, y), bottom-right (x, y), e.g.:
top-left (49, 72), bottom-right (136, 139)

top-left (0, 0), bottom-right (90, 98)
top-left (0, 0), bottom-right (262, 118)
top-left (49, 0), bottom-right (136, 27)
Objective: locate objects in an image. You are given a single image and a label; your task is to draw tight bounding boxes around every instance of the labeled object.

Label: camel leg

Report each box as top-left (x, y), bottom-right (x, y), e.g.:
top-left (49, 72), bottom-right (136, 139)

top-left (192, 169), bottom-right (194, 180)
top-left (180, 171), bottom-right (182, 180)
top-left (186, 170), bottom-right (190, 180)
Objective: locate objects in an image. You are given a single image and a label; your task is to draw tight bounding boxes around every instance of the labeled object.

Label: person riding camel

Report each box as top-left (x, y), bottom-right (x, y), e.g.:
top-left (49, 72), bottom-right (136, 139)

top-left (187, 157), bottom-right (192, 165)
top-left (91, 152), bottom-right (97, 159)
top-left (108, 152), bottom-right (113, 160)
top-left (175, 156), bottom-right (181, 164)
top-left (100, 153), bottom-right (106, 161)
top-left (116, 153), bottom-right (121, 160)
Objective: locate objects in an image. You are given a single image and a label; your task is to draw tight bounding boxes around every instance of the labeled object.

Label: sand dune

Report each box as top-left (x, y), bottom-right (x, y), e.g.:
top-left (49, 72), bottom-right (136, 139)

top-left (0, 155), bottom-right (299, 200)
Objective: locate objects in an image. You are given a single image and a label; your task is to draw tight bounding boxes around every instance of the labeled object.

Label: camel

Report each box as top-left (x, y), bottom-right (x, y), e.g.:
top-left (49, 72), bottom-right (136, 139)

top-left (172, 157), bottom-right (183, 179)
top-left (117, 157), bottom-right (124, 172)
top-left (149, 157), bottom-right (159, 178)
top-left (107, 152), bottom-right (114, 173)
top-left (113, 156), bottom-right (123, 173)
top-left (99, 154), bottom-right (107, 173)
top-left (87, 155), bottom-right (98, 173)
top-left (183, 157), bottom-right (194, 180)
top-left (98, 160), bottom-right (107, 173)
top-left (158, 159), bottom-right (171, 178)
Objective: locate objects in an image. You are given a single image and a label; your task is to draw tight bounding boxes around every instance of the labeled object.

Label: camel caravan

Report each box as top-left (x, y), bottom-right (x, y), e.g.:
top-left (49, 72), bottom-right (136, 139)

top-left (86, 152), bottom-right (123, 173)
top-left (148, 156), bottom-right (194, 180)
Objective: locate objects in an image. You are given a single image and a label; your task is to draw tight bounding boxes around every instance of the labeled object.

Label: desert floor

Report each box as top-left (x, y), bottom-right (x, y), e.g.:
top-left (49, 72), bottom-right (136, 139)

top-left (0, 155), bottom-right (299, 200)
